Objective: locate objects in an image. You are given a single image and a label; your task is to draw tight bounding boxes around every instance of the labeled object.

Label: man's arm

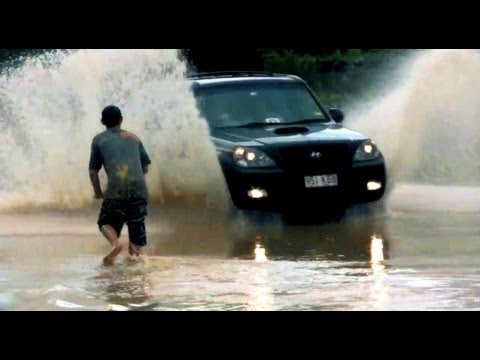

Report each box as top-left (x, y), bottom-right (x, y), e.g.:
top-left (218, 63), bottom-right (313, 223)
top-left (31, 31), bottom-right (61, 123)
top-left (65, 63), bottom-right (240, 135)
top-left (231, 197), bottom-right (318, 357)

top-left (89, 171), bottom-right (103, 199)
top-left (89, 139), bottom-right (104, 198)
top-left (139, 142), bottom-right (152, 175)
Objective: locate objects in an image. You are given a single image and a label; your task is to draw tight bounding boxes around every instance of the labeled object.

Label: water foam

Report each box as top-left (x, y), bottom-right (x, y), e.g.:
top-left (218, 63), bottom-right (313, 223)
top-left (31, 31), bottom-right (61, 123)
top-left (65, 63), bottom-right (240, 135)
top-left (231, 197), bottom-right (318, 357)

top-left (345, 49), bottom-right (480, 212)
top-left (347, 49), bottom-right (480, 186)
top-left (0, 49), bottom-right (228, 212)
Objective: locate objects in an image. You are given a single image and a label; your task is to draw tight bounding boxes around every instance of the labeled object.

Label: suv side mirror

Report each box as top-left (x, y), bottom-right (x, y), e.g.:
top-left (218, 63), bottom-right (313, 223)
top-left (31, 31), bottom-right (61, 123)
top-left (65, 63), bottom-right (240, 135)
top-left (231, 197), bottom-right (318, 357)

top-left (329, 108), bottom-right (344, 123)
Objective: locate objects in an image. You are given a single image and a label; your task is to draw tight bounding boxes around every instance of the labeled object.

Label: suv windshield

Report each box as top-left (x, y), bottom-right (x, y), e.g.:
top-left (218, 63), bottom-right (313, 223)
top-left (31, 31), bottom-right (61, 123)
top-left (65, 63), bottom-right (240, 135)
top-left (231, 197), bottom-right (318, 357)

top-left (193, 81), bottom-right (329, 128)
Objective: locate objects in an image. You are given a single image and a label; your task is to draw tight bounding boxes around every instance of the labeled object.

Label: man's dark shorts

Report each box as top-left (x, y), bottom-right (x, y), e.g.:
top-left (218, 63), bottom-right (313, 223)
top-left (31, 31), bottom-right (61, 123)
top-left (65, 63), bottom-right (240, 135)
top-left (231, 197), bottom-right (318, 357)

top-left (97, 198), bottom-right (148, 247)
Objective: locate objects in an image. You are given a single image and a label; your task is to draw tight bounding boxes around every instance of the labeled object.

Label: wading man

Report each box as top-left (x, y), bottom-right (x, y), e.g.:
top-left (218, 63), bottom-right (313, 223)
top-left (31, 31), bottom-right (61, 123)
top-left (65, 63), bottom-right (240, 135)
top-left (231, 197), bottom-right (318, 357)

top-left (89, 105), bottom-right (151, 266)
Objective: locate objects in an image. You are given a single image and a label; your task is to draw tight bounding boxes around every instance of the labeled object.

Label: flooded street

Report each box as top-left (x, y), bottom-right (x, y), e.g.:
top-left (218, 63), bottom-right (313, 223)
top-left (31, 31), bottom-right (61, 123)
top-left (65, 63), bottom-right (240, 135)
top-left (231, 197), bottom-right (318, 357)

top-left (2, 185), bottom-right (480, 311)
top-left (2, 49), bottom-right (480, 311)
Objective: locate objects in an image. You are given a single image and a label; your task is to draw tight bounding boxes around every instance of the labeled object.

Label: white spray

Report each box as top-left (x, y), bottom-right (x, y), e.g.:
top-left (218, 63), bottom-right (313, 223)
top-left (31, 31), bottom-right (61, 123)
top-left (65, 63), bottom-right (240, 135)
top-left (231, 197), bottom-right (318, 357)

top-left (346, 49), bottom-right (480, 212)
top-left (0, 49), bottom-right (228, 212)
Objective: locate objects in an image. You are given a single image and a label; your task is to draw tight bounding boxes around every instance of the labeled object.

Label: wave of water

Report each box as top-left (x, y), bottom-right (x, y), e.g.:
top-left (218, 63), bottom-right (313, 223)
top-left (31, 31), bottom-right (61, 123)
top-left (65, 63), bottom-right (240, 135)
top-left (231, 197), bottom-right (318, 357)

top-left (346, 49), bottom-right (480, 212)
top-left (0, 49), bottom-right (228, 212)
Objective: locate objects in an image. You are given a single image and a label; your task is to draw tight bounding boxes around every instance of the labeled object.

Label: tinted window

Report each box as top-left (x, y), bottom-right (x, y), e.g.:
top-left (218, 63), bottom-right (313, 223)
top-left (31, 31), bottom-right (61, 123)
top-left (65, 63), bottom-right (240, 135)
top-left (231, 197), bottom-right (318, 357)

top-left (194, 81), bottom-right (328, 128)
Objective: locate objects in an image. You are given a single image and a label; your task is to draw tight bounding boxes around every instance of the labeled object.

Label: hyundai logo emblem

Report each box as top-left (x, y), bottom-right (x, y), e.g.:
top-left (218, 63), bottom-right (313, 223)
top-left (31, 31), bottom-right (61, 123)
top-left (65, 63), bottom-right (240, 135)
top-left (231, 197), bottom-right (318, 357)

top-left (310, 152), bottom-right (322, 158)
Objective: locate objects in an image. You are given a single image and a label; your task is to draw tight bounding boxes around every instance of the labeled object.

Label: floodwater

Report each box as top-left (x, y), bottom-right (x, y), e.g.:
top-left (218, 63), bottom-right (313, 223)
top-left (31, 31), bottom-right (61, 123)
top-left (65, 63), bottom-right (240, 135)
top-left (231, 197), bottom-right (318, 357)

top-left (2, 184), bottom-right (480, 311)
top-left (2, 49), bottom-right (480, 311)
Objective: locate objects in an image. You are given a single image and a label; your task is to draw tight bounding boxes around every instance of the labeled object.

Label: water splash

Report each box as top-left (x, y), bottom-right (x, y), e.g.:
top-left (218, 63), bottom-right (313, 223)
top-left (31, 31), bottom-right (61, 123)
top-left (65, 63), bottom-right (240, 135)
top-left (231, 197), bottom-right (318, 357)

top-left (345, 49), bottom-right (480, 212)
top-left (347, 49), bottom-right (480, 187)
top-left (0, 49), bottom-right (228, 212)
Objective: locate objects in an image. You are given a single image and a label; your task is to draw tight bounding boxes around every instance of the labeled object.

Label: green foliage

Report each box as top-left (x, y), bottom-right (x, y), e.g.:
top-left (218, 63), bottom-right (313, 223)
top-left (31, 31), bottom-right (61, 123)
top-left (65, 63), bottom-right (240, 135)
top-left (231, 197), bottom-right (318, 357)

top-left (261, 49), bottom-right (319, 83)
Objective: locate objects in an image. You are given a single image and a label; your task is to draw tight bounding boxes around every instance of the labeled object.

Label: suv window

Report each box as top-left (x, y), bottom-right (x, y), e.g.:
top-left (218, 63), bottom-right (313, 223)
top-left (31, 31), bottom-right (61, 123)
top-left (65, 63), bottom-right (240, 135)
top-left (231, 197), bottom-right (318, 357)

top-left (194, 81), bottom-right (329, 128)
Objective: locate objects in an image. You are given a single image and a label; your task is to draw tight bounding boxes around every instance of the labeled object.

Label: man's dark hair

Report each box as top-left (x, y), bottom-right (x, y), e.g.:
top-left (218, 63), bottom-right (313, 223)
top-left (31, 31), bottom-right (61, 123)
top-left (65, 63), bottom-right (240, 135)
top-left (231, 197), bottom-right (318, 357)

top-left (101, 105), bottom-right (123, 128)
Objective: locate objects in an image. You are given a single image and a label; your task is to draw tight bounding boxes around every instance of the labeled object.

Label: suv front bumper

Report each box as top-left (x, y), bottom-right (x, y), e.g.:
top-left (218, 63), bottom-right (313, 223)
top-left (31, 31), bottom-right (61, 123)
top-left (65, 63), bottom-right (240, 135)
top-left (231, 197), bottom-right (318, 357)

top-left (222, 158), bottom-right (386, 211)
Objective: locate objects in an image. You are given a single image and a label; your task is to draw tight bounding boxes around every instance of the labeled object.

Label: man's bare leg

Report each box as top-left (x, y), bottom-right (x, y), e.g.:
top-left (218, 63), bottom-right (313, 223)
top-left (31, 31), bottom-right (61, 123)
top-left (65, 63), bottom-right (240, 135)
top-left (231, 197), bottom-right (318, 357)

top-left (100, 225), bottom-right (123, 266)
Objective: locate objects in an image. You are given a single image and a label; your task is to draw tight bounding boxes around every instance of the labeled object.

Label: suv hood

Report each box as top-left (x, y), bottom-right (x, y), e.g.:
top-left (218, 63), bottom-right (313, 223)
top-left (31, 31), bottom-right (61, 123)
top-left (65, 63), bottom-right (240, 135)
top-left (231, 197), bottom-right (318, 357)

top-left (210, 124), bottom-right (369, 147)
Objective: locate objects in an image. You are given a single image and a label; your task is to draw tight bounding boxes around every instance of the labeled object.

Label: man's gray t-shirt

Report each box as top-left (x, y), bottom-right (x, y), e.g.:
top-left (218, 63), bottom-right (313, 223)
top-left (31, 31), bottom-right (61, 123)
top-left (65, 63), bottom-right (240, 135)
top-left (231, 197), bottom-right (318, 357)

top-left (89, 127), bottom-right (151, 200)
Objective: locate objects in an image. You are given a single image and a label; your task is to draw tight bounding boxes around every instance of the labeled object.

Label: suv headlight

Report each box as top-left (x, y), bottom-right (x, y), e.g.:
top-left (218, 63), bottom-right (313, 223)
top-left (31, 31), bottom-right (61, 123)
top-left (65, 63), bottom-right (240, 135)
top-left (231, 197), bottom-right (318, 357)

top-left (233, 147), bottom-right (276, 168)
top-left (353, 140), bottom-right (380, 161)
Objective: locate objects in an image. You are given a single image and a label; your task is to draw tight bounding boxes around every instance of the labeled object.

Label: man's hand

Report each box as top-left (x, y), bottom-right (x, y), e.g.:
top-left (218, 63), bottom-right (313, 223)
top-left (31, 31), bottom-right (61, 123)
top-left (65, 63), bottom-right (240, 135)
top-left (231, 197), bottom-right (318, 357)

top-left (94, 191), bottom-right (104, 199)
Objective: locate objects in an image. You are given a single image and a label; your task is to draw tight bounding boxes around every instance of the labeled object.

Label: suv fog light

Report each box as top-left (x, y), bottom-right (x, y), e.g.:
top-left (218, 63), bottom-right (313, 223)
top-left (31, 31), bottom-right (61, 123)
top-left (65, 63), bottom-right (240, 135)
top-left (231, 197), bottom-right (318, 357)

top-left (367, 181), bottom-right (382, 191)
top-left (248, 189), bottom-right (268, 199)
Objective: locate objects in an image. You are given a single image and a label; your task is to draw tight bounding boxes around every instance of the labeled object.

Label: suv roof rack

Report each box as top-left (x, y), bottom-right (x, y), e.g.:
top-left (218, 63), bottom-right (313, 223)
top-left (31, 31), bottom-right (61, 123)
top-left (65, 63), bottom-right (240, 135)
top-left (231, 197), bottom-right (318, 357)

top-left (187, 71), bottom-right (280, 80)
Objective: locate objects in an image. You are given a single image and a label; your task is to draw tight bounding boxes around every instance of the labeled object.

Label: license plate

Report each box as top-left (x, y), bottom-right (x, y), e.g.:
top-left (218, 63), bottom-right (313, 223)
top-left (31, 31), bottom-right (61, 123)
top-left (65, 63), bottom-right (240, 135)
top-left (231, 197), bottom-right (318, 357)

top-left (304, 175), bottom-right (338, 188)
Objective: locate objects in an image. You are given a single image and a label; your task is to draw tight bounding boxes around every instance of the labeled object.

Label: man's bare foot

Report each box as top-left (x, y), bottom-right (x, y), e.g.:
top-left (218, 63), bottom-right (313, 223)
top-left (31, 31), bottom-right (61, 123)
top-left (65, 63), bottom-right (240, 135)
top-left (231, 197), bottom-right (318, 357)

top-left (103, 244), bottom-right (123, 266)
top-left (128, 243), bottom-right (142, 257)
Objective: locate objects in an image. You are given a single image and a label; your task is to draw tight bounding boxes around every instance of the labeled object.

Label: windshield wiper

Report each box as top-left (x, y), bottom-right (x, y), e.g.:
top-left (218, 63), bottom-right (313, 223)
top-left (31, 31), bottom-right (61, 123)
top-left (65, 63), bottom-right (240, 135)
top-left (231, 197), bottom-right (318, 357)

top-left (217, 122), bottom-right (276, 129)
top-left (215, 118), bottom-right (328, 129)
top-left (287, 118), bottom-right (328, 125)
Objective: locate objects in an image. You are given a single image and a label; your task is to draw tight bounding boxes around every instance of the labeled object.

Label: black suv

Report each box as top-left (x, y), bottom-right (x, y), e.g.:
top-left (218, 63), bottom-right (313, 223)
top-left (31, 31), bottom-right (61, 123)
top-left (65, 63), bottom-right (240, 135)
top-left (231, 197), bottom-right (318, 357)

top-left (189, 72), bottom-right (386, 217)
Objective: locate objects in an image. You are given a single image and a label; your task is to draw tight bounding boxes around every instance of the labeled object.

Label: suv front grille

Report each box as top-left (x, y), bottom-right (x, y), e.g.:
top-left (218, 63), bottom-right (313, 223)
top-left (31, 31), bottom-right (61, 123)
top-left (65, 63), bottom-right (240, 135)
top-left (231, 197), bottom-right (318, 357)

top-left (275, 144), bottom-right (351, 173)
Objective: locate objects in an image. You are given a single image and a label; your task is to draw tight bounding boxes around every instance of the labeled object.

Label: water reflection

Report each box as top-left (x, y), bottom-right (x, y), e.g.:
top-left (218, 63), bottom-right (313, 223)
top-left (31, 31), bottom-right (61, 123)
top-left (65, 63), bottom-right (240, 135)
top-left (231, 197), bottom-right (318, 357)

top-left (367, 235), bottom-right (390, 309)
top-left (370, 235), bottom-right (386, 273)
top-left (254, 243), bottom-right (268, 262)
top-left (229, 215), bottom-right (391, 263)
top-left (245, 267), bottom-right (274, 311)
top-left (247, 240), bottom-right (273, 310)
